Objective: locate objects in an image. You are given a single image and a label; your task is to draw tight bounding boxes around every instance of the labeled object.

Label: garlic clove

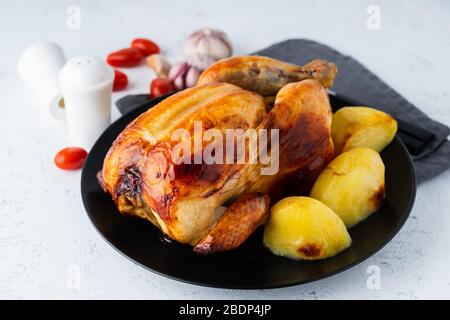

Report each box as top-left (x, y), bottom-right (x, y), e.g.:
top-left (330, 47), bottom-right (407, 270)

top-left (168, 62), bottom-right (188, 83)
top-left (146, 54), bottom-right (171, 79)
top-left (173, 74), bottom-right (185, 90)
top-left (185, 66), bottom-right (200, 87)
top-left (168, 62), bottom-right (201, 90)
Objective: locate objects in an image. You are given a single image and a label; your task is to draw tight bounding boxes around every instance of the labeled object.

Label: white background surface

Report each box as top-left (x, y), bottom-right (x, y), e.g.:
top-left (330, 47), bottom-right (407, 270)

top-left (1, 0), bottom-right (449, 299)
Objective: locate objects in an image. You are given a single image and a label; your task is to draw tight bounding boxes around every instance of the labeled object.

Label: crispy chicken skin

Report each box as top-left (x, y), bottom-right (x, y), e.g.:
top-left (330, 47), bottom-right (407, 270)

top-left (100, 82), bottom-right (268, 245)
top-left (99, 56), bottom-right (336, 252)
top-left (197, 56), bottom-right (338, 96)
top-left (194, 193), bottom-right (270, 254)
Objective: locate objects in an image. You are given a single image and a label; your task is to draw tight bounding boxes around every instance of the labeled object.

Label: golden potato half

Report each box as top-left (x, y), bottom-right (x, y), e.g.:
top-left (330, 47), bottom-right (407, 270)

top-left (310, 147), bottom-right (385, 228)
top-left (332, 106), bottom-right (397, 155)
top-left (263, 197), bottom-right (351, 260)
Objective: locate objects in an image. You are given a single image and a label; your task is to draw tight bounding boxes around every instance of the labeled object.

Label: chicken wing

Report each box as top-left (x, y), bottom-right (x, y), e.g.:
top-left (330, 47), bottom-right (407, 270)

top-left (194, 193), bottom-right (270, 254)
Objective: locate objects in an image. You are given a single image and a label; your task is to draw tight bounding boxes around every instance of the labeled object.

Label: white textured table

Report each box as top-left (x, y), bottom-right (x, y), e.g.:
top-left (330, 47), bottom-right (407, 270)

top-left (1, 0), bottom-right (449, 299)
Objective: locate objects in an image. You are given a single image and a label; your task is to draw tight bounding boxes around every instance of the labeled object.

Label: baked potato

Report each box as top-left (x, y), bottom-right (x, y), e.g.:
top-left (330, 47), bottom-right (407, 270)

top-left (332, 106), bottom-right (397, 155)
top-left (263, 196), bottom-right (351, 260)
top-left (310, 147), bottom-right (385, 228)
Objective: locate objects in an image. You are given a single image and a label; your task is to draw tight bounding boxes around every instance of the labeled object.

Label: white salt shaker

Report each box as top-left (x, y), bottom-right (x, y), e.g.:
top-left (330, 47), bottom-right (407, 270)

top-left (59, 55), bottom-right (114, 151)
top-left (17, 42), bottom-right (66, 121)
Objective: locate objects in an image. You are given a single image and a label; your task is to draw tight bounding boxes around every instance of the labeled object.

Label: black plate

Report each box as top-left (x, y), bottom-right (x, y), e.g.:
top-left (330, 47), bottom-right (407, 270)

top-left (81, 95), bottom-right (416, 289)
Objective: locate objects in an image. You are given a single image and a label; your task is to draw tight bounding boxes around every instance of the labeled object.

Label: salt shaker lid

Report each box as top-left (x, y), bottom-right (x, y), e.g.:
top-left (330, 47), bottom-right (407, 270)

top-left (59, 55), bottom-right (113, 89)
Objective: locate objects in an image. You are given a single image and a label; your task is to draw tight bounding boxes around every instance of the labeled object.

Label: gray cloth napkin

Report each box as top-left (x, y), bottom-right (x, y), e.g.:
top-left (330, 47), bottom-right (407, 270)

top-left (254, 39), bottom-right (450, 184)
top-left (116, 39), bottom-right (450, 184)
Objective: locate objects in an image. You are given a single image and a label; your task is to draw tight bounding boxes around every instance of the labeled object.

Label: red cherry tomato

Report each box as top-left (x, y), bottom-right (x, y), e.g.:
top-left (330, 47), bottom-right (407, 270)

top-left (113, 70), bottom-right (128, 91)
top-left (150, 78), bottom-right (175, 98)
top-left (131, 38), bottom-right (160, 56)
top-left (107, 48), bottom-right (143, 67)
top-left (54, 147), bottom-right (88, 170)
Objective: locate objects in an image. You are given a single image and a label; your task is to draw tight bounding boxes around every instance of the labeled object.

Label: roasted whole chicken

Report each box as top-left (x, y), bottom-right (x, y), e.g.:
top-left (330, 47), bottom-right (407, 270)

top-left (98, 56), bottom-right (337, 254)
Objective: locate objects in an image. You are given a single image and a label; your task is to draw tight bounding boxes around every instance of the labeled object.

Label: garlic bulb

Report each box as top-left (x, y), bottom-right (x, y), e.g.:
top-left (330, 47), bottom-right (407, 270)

top-left (187, 53), bottom-right (216, 70)
top-left (146, 54), bottom-right (171, 79)
top-left (168, 62), bottom-right (200, 90)
top-left (183, 28), bottom-right (232, 61)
